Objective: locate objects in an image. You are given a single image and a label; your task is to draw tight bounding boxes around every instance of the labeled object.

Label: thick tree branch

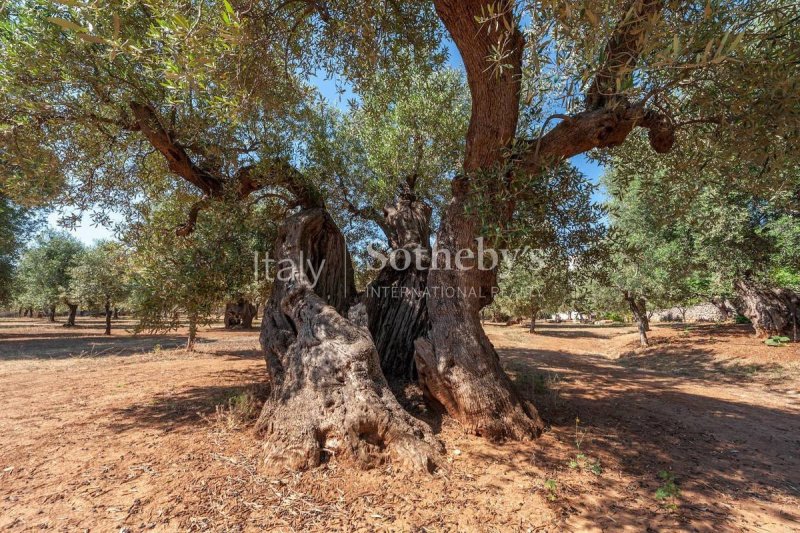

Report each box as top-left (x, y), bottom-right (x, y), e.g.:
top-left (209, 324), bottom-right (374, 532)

top-left (236, 160), bottom-right (323, 209)
top-left (175, 196), bottom-right (210, 237)
top-left (520, 105), bottom-right (674, 175)
top-left (586, 0), bottom-right (666, 109)
top-left (129, 102), bottom-right (224, 197)
top-left (434, 0), bottom-right (524, 172)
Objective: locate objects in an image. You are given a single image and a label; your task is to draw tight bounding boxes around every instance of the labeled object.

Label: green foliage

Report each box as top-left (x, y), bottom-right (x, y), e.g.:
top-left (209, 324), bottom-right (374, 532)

top-left (13, 230), bottom-right (84, 312)
top-left (543, 479), bottom-right (558, 501)
top-left (69, 241), bottom-right (130, 310)
top-left (126, 195), bottom-right (275, 336)
top-left (325, 66), bottom-right (467, 205)
top-left (488, 164), bottom-right (607, 320)
top-left (655, 470), bottom-right (681, 510)
top-left (765, 336), bottom-right (790, 347)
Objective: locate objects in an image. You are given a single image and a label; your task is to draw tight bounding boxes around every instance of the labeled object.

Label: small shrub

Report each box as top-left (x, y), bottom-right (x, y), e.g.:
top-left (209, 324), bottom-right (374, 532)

top-left (543, 479), bottom-right (557, 501)
top-left (655, 470), bottom-right (680, 510)
top-left (207, 385), bottom-right (267, 430)
top-left (735, 314), bottom-right (752, 324)
top-left (765, 336), bottom-right (790, 347)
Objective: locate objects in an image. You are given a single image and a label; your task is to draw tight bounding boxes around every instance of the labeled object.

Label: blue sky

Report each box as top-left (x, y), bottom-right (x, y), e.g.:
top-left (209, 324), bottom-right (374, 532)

top-left (52, 37), bottom-right (606, 244)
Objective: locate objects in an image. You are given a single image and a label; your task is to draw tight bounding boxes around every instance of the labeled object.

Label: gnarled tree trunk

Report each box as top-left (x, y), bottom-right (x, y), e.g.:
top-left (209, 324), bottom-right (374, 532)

top-left (734, 279), bottom-right (799, 339)
top-left (225, 299), bottom-right (258, 329)
top-left (416, 189), bottom-right (543, 440)
top-left (365, 189), bottom-right (432, 381)
top-left (257, 207), bottom-right (440, 472)
top-left (710, 297), bottom-right (730, 321)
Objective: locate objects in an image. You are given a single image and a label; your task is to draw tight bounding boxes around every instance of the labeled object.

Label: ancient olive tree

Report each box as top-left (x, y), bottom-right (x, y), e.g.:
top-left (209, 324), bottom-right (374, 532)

top-left (305, 65), bottom-right (469, 380)
top-left (4, 0), bottom-right (800, 467)
top-left (1, 0), bottom-right (450, 469)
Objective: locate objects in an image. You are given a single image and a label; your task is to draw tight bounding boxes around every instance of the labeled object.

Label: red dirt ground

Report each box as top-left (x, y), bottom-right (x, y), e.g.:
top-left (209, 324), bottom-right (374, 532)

top-left (1, 317), bottom-right (798, 531)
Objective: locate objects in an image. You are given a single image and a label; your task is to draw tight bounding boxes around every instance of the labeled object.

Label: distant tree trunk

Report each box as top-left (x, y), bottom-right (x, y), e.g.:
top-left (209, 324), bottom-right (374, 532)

top-left (678, 307), bottom-right (688, 323)
top-left (64, 303), bottom-right (78, 327)
top-left (225, 299), bottom-right (257, 328)
top-left (733, 279), bottom-right (799, 339)
top-left (529, 305), bottom-right (539, 334)
top-left (257, 207), bottom-right (440, 472)
top-left (48, 306), bottom-right (56, 322)
top-left (104, 297), bottom-right (112, 335)
top-left (365, 187), bottom-right (432, 382)
top-left (240, 301), bottom-right (256, 328)
top-left (113, 307), bottom-right (119, 319)
top-left (186, 316), bottom-right (197, 351)
top-left (709, 296), bottom-right (730, 321)
top-left (224, 302), bottom-right (239, 328)
top-left (624, 291), bottom-right (649, 346)
top-left (28, 307), bottom-right (33, 317)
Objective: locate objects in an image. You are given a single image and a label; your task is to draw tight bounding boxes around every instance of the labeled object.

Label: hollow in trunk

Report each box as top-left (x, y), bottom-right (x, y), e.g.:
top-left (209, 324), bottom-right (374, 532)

top-left (365, 190), bottom-right (432, 382)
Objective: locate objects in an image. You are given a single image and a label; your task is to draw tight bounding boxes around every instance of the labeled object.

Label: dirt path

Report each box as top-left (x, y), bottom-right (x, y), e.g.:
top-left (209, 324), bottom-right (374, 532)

top-left (0, 318), bottom-right (798, 531)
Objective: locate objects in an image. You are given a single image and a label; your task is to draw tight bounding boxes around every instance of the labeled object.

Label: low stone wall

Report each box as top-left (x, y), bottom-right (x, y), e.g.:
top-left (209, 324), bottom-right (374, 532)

top-left (651, 302), bottom-right (735, 322)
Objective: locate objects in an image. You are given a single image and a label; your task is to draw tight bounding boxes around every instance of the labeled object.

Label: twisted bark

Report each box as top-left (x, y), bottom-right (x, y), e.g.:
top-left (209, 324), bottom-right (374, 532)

top-left (257, 208), bottom-right (440, 472)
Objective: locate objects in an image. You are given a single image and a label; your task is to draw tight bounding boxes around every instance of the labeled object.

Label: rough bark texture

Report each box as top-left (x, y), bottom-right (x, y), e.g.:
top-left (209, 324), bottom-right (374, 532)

top-left (186, 317), bottom-right (197, 352)
top-left (416, 0), bottom-right (543, 441)
top-left (257, 208), bottom-right (440, 472)
top-left (710, 297), bottom-right (731, 321)
top-left (734, 279), bottom-right (799, 339)
top-left (364, 191), bottom-right (432, 381)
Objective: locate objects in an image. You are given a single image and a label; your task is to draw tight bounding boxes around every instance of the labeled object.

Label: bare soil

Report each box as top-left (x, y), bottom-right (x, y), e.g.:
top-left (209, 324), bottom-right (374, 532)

top-left (1, 317), bottom-right (798, 531)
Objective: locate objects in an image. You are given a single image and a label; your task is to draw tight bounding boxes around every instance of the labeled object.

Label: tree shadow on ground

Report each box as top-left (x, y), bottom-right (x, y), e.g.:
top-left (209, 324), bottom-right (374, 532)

top-left (527, 329), bottom-right (609, 340)
top-left (107, 367), bottom-right (269, 434)
top-left (0, 334), bottom-right (189, 360)
top-left (616, 344), bottom-right (788, 383)
top-left (496, 345), bottom-right (800, 530)
top-left (202, 347), bottom-right (264, 360)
